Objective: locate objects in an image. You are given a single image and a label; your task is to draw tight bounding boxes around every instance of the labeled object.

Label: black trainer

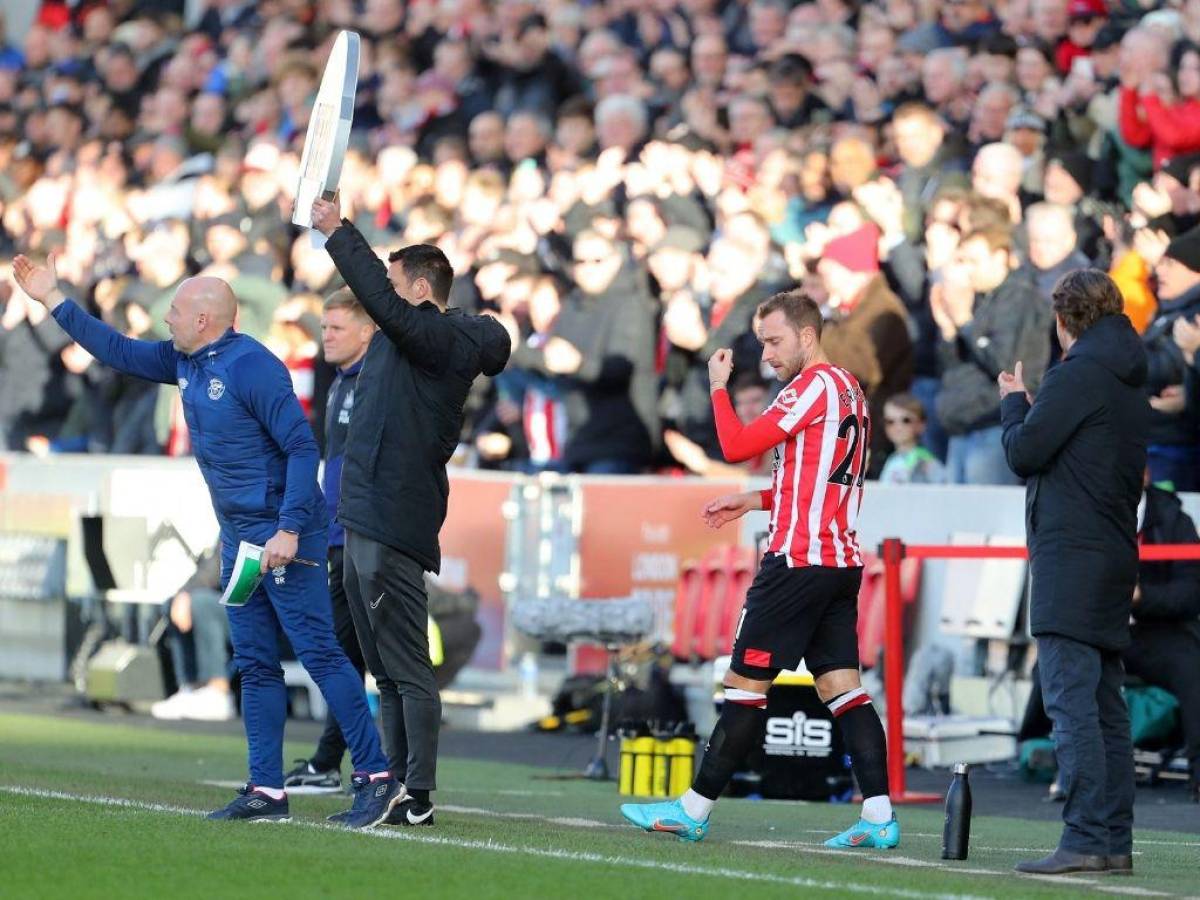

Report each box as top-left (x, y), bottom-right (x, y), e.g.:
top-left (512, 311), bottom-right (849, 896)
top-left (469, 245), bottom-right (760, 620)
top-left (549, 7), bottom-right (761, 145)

top-left (382, 796), bottom-right (435, 827)
top-left (207, 784), bottom-right (290, 822)
top-left (283, 758), bottom-right (342, 793)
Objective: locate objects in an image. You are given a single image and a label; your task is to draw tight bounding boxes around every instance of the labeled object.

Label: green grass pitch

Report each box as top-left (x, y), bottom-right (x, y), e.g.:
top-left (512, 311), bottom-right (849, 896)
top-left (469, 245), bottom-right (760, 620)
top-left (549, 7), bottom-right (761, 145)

top-left (1, 712), bottom-right (1196, 899)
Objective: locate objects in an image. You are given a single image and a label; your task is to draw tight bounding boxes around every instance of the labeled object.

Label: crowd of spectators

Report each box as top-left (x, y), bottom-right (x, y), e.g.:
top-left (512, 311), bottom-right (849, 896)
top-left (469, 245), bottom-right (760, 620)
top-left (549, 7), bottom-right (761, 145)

top-left (7, 0), bottom-right (1200, 486)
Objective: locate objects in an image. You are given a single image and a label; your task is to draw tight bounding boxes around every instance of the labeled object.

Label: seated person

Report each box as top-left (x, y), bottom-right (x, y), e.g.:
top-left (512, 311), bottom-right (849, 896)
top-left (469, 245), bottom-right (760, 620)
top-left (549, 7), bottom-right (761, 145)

top-left (1124, 477), bottom-right (1200, 802)
top-left (151, 545), bottom-right (234, 722)
top-left (1019, 475), bottom-right (1200, 802)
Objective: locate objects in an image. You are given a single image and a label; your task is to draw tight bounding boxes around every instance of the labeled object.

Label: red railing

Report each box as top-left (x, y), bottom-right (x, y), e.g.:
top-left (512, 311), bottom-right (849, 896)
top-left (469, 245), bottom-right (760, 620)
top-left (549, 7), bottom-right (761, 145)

top-left (879, 538), bottom-right (1200, 803)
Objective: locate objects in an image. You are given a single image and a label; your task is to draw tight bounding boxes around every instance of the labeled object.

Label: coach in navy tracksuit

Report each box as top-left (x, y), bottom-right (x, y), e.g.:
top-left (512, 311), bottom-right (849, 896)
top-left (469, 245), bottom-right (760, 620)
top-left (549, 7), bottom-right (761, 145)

top-left (13, 252), bottom-right (398, 827)
top-left (285, 288), bottom-right (376, 788)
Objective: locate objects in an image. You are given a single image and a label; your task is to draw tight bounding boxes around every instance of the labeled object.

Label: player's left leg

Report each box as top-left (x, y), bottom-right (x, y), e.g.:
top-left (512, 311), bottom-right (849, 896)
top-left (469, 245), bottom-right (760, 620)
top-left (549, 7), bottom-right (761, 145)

top-left (808, 568), bottom-right (899, 849)
top-left (619, 665), bottom-right (773, 842)
top-left (266, 532), bottom-right (398, 828)
top-left (814, 667), bottom-right (899, 849)
top-left (621, 556), bottom-right (798, 841)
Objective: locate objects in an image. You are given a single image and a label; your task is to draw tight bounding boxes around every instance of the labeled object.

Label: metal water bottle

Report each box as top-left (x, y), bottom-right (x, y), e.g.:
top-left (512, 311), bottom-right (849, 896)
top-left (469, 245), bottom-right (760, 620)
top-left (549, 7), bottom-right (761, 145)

top-left (941, 763), bottom-right (972, 860)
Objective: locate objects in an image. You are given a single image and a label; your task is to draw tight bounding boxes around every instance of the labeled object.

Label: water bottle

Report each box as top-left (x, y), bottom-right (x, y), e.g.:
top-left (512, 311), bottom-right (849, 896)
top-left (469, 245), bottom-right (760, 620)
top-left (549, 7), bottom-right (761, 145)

top-left (941, 763), bottom-right (972, 860)
top-left (519, 652), bottom-right (539, 700)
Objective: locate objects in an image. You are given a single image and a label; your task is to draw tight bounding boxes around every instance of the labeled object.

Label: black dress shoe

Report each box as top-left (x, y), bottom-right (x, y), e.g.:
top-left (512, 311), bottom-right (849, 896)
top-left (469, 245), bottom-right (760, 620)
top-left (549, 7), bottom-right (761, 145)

top-left (1014, 849), bottom-right (1108, 875)
top-left (1106, 855), bottom-right (1133, 876)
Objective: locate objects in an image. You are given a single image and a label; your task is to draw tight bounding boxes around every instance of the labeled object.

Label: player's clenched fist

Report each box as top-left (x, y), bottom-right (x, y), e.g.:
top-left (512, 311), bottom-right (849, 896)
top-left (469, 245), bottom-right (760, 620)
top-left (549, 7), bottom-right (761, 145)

top-left (708, 347), bottom-right (733, 391)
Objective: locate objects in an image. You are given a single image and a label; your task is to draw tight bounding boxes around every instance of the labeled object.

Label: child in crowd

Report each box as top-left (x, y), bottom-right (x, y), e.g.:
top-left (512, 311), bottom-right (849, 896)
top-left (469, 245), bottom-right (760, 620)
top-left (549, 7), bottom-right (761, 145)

top-left (879, 393), bottom-right (946, 484)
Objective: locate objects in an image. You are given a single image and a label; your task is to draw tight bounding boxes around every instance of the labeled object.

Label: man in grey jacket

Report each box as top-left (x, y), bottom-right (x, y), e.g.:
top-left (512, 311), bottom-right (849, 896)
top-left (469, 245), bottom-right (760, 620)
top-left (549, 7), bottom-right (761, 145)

top-left (934, 226), bottom-right (1053, 483)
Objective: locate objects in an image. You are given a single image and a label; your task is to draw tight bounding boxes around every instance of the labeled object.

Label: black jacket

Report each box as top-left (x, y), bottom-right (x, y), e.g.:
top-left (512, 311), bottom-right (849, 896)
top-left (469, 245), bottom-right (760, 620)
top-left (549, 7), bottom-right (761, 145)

top-left (326, 222), bottom-right (511, 572)
top-left (938, 267), bottom-right (1053, 435)
top-left (1001, 314), bottom-right (1150, 650)
top-left (512, 267), bottom-right (659, 469)
top-left (1135, 486), bottom-right (1200, 641)
top-left (1142, 282), bottom-right (1200, 447)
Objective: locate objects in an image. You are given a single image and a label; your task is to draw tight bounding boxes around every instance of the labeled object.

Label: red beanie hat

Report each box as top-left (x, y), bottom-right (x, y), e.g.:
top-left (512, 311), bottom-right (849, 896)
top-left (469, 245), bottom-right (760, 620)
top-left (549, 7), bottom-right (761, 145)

top-left (822, 223), bottom-right (880, 274)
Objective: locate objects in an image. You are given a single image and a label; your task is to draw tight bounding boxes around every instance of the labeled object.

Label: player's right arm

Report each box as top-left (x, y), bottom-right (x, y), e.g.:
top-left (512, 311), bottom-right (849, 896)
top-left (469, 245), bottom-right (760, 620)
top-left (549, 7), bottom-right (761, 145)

top-left (707, 348), bottom-right (791, 463)
top-left (14, 252), bottom-right (179, 384)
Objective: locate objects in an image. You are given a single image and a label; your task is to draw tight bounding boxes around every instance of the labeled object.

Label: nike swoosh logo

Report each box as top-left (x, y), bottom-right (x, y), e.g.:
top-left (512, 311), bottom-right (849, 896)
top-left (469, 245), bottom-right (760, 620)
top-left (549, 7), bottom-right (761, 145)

top-left (407, 808), bottom-right (433, 824)
top-left (848, 832), bottom-right (870, 846)
top-left (370, 593), bottom-right (384, 609)
top-left (651, 820), bottom-right (683, 833)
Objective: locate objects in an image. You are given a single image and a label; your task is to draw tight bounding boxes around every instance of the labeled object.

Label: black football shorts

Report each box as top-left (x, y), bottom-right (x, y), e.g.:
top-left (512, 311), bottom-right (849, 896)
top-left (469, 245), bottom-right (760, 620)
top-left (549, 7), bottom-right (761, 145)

top-left (730, 554), bottom-right (863, 679)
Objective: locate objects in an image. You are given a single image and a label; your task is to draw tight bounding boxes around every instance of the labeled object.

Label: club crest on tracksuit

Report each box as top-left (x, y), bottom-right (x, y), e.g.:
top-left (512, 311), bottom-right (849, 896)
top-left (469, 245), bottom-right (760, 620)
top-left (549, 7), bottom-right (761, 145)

top-left (208, 378), bottom-right (226, 400)
top-left (178, 377), bottom-right (189, 392)
top-left (338, 389), bottom-right (354, 425)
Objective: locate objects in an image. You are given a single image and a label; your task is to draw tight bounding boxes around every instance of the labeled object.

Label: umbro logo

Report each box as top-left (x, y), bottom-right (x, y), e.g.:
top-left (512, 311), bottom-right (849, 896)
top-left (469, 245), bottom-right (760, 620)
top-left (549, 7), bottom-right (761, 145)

top-left (248, 798), bottom-right (267, 809)
top-left (374, 784), bottom-right (388, 798)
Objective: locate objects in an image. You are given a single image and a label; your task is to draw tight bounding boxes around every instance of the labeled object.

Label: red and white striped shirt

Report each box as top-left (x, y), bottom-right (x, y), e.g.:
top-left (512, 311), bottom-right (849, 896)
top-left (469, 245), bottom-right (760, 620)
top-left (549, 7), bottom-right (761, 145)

top-left (713, 364), bottom-right (869, 568)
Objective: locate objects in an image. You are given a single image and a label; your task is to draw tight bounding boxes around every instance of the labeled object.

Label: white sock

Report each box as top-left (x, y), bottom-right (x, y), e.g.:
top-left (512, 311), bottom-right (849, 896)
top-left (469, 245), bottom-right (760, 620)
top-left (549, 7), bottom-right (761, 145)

top-left (680, 789), bottom-right (714, 822)
top-left (861, 794), bottom-right (893, 825)
top-left (255, 786), bottom-right (285, 800)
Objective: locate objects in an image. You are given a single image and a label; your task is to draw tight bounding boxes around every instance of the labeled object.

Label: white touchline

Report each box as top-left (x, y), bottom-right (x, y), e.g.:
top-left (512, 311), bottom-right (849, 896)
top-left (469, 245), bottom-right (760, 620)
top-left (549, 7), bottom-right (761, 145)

top-left (0, 785), bottom-right (987, 900)
top-left (1, 785), bottom-right (1186, 899)
top-left (734, 841), bottom-right (1175, 899)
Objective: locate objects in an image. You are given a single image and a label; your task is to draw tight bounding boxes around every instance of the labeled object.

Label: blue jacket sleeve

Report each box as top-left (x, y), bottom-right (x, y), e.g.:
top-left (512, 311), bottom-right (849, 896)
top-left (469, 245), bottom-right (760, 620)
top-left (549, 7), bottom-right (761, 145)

top-left (51, 299), bottom-right (179, 385)
top-left (233, 352), bottom-right (320, 534)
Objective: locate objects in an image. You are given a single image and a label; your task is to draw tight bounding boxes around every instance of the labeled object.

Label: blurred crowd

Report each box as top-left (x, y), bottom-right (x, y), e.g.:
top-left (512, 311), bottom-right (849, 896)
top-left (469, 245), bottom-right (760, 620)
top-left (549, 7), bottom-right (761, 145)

top-left (7, 0), bottom-right (1200, 486)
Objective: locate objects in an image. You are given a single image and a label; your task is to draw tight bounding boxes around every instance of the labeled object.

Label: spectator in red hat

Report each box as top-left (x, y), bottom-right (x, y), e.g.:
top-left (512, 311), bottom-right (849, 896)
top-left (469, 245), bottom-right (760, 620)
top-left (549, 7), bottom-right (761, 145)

top-left (1057, 0), bottom-right (1109, 75)
top-left (817, 223), bottom-right (913, 476)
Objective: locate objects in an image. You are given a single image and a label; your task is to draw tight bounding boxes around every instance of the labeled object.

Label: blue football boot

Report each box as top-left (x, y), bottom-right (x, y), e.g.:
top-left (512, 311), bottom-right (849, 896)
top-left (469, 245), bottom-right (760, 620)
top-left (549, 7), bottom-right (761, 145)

top-left (824, 816), bottom-right (901, 849)
top-left (620, 798), bottom-right (709, 842)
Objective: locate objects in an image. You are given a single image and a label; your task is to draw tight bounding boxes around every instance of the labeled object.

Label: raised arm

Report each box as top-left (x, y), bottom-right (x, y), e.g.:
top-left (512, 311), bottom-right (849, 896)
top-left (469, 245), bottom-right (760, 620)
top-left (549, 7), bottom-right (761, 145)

top-left (15, 252), bottom-right (179, 384)
top-left (708, 348), bottom-right (804, 463)
top-left (51, 301), bottom-right (180, 385)
top-left (315, 207), bottom-right (454, 373)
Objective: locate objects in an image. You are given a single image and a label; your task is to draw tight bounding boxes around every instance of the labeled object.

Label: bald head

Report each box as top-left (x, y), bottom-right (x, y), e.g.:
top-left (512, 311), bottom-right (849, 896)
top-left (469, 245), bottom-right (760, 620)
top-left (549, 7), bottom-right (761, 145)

top-left (165, 276), bottom-right (238, 353)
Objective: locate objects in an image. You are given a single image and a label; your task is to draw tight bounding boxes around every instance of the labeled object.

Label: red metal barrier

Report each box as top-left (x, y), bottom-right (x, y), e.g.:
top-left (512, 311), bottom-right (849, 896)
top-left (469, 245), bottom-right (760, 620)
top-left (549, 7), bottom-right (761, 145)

top-left (879, 538), bottom-right (1200, 804)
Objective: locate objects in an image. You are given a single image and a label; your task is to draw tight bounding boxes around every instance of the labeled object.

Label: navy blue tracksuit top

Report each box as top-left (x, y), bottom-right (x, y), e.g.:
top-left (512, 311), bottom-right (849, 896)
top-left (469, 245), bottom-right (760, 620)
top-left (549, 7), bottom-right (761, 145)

top-left (51, 300), bottom-right (326, 544)
top-left (322, 358), bottom-right (361, 548)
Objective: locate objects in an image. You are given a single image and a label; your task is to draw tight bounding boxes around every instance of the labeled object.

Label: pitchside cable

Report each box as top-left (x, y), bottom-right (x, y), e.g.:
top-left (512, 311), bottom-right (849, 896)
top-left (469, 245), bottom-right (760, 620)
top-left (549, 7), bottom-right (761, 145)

top-left (877, 538), bottom-right (1200, 803)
